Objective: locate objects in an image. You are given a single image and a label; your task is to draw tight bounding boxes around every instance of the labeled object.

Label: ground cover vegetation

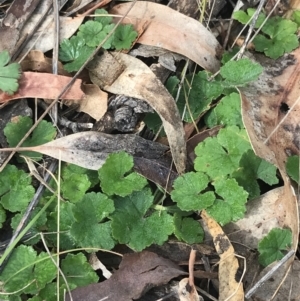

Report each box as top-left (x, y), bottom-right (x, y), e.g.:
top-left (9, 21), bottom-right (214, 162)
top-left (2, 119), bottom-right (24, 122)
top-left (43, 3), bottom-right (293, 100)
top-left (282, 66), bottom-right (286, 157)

top-left (0, 2), bottom-right (299, 300)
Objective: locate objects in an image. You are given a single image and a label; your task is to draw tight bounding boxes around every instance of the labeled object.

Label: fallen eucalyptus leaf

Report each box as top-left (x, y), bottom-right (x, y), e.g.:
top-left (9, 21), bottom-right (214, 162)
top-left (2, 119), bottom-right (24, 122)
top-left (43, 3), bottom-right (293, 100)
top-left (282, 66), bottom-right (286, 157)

top-left (0, 72), bottom-right (84, 104)
top-left (1, 131), bottom-right (168, 170)
top-left (110, 1), bottom-right (221, 73)
top-left (87, 52), bottom-right (186, 174)
top-left (240, 49), bottom-right (299, 299)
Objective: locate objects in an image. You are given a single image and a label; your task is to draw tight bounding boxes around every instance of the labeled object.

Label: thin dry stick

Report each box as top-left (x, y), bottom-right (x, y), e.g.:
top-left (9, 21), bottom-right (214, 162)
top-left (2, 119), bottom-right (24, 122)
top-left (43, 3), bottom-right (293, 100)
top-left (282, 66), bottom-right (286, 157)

top-left (51, 0), bottom-right (60, 125)
top-left (248, 0), bottom-right (281, 45)
top-left (237, 0), bottom-right (267, 59)
top-left (56, 151), bottom-right (62, 301)
top-left (245, 250), bottom-right (295, 299)
top-left (40, 233), bottom-right (73, 301)
top-left (189, 249), bottom-right (197, 287)
top-left (0, 0), bottom-right (138, 172)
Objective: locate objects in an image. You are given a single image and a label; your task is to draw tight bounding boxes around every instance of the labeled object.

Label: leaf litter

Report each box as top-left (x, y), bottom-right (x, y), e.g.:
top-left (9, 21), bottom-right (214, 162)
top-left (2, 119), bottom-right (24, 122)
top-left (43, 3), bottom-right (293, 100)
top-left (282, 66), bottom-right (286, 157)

top-left (0, 0), bottom-right (300, 300)
top-left (65, 251), bottom-right (187, 301)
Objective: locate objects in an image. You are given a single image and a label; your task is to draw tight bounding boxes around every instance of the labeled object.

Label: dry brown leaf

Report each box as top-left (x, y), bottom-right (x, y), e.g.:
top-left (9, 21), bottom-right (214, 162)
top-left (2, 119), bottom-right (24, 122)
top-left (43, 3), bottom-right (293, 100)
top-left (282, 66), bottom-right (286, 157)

top-left (240, 51), bottom-right (299, 235)
top-left (67, 0), bottom-right (112, 16)
top-left (20, 50), bottom-right (69, 75)
top-left (87, 52), bottom-right (186, 174)
top-left (110, 1), bottom-right (221, 73)
top-left (0, 72), bottom-right (84, 104)
top-left (224, 187), bottom-right (286, 249)
top-left (3, 131), bottom-right (168, 170)
top-left (65, 251), bottom-right (187, 301)
top-left (240, 50), bottom-right (299, 299)
top-left (240, 52), bottom-right (300, 169)
top-left (63, 84), bottom-right (108, 121)
top-left (201, 210), bottom-right (244, 301)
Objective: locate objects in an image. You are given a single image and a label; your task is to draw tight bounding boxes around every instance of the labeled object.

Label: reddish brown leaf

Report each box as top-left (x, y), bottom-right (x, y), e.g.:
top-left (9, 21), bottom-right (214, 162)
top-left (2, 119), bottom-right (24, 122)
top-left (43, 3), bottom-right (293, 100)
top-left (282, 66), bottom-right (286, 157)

top-left (0, 72), bottom-right (84, 103)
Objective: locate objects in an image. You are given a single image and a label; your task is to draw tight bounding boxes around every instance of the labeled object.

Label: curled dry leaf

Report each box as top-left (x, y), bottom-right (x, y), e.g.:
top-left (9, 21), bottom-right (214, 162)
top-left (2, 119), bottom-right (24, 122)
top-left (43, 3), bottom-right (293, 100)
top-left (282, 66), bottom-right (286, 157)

top-left (3, 131), bottom-right (169, 170)
top-left (110, 1), bottom-right (221, 73)
top-left (87, 52), bottom-right (186, 174)
top-left (0, 72), bottom-right (84, 104)
top-left (240, 52), bottom-right (300, 168)
top-left (201, 210), bottom-right (244, 301)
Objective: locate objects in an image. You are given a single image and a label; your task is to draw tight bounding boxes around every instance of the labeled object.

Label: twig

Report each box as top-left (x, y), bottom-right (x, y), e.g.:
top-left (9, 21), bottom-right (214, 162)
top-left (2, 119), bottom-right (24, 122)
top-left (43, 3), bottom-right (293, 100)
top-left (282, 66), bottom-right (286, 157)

top-left (189, 249), bottom-right (197, 287)
top-left (51, 0), bottom-right (60, 125)
top-left (245, 250), bottom-right (295, 299)
top-left (40, 233), bottom-right (73, 301)
top-left (237, 0), bottom-right (267, 59)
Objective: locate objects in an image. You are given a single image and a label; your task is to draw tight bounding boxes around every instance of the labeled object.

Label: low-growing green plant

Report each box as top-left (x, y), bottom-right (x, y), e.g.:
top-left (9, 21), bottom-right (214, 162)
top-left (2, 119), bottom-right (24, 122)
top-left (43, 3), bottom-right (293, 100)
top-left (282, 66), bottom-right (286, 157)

top-left (0, 114), bottom-right (280, 299)
top-left (258, 228), bottom-right (292, 267)
top-left (171, 125), bottom-right (278, 225)
top-left (0, 50), bottom-right (21, 95)
top-left (1, 8), bottom-right (297, 300)
top-left (145, 58), bottom-right (263, 130)
top-left (233, 8), bottom-right (299, 59)
top-left (4, 116), bottom-right (56, 161)
top-left (59, 8), bottom-right (138, 72)
top-left (286, 155), bottom-right (299, 184)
